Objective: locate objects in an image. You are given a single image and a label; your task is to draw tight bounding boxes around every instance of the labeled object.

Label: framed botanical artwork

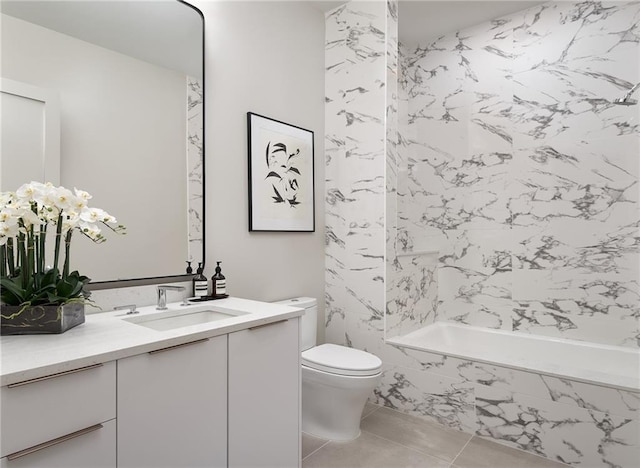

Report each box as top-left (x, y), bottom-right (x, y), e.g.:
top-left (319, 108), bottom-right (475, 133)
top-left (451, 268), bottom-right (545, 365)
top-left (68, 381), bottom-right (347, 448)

top-left (247, 112), bottom-right (315, 232)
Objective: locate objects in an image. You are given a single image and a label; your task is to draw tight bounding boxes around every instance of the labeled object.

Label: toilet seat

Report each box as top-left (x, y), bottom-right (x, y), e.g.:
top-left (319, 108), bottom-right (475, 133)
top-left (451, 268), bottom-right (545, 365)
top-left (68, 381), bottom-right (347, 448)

top-left (302, 344), bottom-right (382, 377)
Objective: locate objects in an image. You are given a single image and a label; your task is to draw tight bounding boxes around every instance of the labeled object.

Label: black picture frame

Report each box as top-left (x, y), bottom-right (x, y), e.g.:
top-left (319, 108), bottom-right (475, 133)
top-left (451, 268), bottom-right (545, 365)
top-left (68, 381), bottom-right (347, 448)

top-left (247, 112), bottom-right (315, 232)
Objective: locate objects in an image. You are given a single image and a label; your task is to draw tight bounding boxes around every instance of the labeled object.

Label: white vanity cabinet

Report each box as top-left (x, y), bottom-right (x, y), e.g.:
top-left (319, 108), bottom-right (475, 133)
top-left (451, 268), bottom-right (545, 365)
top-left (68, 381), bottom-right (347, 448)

top-left (117, 335), bottom-right (228, 468)
top-left (228, 317), bottom-right (300, 468)
top-left (0, 362), bottom-right (116, 468)
top-left (1, 300), bottom-right (303, 468)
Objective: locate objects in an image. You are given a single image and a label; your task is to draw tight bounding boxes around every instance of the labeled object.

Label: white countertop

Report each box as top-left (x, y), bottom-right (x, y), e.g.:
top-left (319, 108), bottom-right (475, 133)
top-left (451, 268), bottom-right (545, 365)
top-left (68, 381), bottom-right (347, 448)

top-left (0, 297), bottom-right (303, 386)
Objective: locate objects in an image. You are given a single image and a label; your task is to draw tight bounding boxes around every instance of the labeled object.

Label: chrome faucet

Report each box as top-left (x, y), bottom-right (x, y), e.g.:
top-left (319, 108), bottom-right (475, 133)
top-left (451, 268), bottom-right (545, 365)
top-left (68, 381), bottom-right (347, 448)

top-left (156, 285), bottom-right (186, 310)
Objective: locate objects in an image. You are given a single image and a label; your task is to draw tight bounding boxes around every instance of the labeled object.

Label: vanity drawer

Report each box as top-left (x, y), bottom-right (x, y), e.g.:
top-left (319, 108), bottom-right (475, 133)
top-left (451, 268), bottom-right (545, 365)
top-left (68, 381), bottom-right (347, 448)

top-left (1, 361), bottom-right (116, 458)
top-left (0, 419), bottom-right (116, 468)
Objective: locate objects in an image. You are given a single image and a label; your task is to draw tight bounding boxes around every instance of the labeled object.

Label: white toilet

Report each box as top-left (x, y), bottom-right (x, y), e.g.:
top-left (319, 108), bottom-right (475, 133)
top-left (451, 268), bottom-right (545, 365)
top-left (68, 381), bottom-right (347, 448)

top-left (277, 297), bottom-right (382, 441)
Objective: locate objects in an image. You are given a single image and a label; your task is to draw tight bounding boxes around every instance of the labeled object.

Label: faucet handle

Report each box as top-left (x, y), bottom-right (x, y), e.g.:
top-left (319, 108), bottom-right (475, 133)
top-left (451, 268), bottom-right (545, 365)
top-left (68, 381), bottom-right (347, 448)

top-left (156, 285), bottom-right (187, 310)
top-left (114, 304), bottom-right (138, 315)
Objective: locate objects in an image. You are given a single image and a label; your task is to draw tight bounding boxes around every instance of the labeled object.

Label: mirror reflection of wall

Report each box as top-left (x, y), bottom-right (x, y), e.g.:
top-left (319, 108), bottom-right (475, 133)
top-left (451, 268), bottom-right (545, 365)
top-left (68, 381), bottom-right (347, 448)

top-left (0, 1), bottom-right (203, 283)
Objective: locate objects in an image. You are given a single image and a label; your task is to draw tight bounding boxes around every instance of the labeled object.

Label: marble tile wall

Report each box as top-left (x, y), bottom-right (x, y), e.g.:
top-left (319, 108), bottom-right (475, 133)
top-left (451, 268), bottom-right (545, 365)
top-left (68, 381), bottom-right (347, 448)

top-left (396, 1), bottom-right (640, 347)
top-left (386, 40), bottom-right (441, 339)
top-left (324, 0), bottom-right (392, 352)
top-left (325, 2), bottom-right (639, 466)
top-left (373, 346), bottom-right (640, 466)
top-left (386, 252), bottom-right (439, 337)
top-left (187, 76), bottom-right (204, 265)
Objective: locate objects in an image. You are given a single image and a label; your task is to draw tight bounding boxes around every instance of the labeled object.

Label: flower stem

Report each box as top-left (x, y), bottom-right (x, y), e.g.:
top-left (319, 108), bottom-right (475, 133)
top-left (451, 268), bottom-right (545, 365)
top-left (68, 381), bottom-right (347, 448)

top-left (38, 224), bottom-right (46, 275)
top-left (53, 213), bottom-right (63, 275)
top-left (0, 244), bottom-right (6, 278)
top-left (18, 232), bottom-right (27, 290)
top-left (27, 225), bottom-right (35, 289)
top-left (63, 230), bottom-right (72, 279)
top-left (7, 238), bottom-right (15, 277)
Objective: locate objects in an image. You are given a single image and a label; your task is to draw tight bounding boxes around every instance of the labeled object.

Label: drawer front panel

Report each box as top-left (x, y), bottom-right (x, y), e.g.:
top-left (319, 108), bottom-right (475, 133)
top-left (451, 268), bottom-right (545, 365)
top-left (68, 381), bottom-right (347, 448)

top-left (0, 419), bottom-right (116, 468)
top-left (1, 361), bottom-right (116, 457)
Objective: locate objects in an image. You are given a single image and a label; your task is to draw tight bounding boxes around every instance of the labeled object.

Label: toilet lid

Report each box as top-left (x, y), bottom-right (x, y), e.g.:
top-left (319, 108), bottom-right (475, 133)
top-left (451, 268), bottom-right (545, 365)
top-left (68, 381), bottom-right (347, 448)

top-left (302, 344), bottom-right (382, 377)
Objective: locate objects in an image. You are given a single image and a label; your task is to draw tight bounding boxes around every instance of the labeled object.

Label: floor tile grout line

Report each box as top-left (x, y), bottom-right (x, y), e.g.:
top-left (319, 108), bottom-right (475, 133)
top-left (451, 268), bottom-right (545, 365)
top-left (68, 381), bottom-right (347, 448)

top-left (361, 429), bottom-right (459, 465)
top-left (361, 404), bottom-right (382, 421)
top-left (365, 404), bottom-right (476, 460)
top-left (364, 404), bottom-right (478, 464)
top-left (301, 438), bottom-right (332, 462)
top-left (449, 433), bottom-right (475, 466)
top-left (302, 404), bottom-right (382, 463)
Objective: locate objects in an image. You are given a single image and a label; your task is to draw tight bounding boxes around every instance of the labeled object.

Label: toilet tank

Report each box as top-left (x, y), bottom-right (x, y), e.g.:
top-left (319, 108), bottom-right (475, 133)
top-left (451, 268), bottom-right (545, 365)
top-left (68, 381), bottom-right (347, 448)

top-left (274, 297), bottom-right (317, 351)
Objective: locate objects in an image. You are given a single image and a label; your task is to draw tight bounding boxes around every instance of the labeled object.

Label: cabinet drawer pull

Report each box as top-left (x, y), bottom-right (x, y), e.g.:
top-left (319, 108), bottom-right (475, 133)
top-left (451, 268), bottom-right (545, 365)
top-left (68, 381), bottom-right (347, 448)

top-left (249, 319), bottom-right (288, 331)
top-left (7, 363), bottom-right (104, 388)
top-left (149, 338), bottom-right (210, 354)
top-left (6, 424), bottom-right (104, 461)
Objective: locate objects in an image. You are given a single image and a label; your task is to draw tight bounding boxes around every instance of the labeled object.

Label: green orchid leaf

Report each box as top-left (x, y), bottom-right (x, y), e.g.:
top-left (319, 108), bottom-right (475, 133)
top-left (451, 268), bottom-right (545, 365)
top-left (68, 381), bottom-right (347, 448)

top-left (0, 277), bottom-right (26, 304)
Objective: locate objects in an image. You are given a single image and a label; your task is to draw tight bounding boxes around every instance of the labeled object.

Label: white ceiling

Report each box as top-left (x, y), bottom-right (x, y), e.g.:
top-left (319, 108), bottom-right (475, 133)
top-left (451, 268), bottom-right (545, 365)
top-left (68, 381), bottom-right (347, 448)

top-left (311, 0), bottom-right (542, 43)
top-left (4, 0), bottom-right (543, 75)
top-left (1, 0), bottom-right (203, 78)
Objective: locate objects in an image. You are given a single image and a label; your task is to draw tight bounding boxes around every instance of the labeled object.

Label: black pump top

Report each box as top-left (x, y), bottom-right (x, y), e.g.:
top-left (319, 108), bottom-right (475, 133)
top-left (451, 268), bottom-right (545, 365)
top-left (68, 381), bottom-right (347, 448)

top-left (197, 262), bottom-right (204, 274)
top-left (215, 261), bottom-right (222, 273)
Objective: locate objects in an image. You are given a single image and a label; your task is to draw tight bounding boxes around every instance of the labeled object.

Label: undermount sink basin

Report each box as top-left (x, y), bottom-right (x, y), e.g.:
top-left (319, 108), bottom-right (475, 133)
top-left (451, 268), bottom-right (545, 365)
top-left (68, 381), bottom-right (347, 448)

top-left (123, 308), bottom-right (246, 331)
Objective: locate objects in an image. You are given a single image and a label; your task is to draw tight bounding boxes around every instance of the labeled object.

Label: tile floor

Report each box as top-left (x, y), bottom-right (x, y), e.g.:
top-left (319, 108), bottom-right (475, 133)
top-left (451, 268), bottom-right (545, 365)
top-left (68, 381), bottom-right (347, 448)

top-left (302, 404), bottom-right (568, 468)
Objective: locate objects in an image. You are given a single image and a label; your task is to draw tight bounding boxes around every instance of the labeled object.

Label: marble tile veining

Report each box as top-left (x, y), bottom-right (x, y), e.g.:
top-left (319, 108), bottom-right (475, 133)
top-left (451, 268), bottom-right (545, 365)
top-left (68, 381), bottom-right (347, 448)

top-left (395, 0), bottom-right (639, 346)
top-left (383, 1), bottom-right (639, 466)
top-left (186, 76), bottom-right (203, 264)
top-left (327, 1), bottom-right (639, 467)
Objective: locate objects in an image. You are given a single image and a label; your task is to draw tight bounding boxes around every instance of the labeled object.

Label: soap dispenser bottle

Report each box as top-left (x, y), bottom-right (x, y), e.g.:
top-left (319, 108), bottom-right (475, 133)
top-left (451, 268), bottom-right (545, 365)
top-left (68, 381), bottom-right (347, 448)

top-left (193, 263), bottom-right (208, 298)
top-left (212, 261), bottom-right (226, 296)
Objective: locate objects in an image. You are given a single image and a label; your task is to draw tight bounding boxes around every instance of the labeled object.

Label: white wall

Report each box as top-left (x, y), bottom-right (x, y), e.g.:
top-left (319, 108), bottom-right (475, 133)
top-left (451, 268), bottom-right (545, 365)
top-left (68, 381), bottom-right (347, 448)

top-left (192, 1), bottom-right (326, 339)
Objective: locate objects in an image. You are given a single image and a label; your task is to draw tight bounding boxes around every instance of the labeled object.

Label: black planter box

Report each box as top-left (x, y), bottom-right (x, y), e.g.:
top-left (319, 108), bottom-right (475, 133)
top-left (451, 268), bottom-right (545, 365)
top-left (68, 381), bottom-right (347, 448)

top-left (0, 303), bottom-right (85, 335)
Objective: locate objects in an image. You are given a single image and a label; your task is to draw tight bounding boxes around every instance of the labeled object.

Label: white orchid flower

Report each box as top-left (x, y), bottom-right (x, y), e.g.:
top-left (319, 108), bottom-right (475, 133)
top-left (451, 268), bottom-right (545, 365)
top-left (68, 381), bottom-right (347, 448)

top-left (0, 215), bottom-right (19, 230)
top-left (0, 191), bottom-right (15, 208)
top-left (17, 207), bottom-right (43, 228)
top-left (53, 186), bottom-right (76, 211)
top-left (0, 206), bottom-right (19, 223)
top-left (15, 181), bottom-right (40, 202)
top-left (71, 197), bottom-right (88, 212)
top-left (74, 188), bottom-right (92, 201)
top-left (16, 181), bottom-right (53, 211)
top-left (61, 210), bottom-right (81, 232)
top-left (39, 184), bottom-right (61, 206)
top-left (0, 220), bottom-right (20, 240)
top-left (35, 181), bottom-right (55, 205)
top-left (80, 207), bottom-right (116, 225)
top-left (70, 188), bottom-right (92, 212)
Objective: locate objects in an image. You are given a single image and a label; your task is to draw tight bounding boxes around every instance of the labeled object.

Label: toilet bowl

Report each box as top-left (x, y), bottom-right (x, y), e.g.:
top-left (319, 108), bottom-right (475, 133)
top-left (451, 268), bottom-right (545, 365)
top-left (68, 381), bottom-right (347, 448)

top-left (276, 297), bottom-right (382, 441)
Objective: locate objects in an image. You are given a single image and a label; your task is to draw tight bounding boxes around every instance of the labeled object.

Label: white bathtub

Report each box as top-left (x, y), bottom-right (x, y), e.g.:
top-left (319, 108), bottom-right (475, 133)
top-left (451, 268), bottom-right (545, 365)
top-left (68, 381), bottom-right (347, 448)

top-left (387, 322), bottom-right (640, 392)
